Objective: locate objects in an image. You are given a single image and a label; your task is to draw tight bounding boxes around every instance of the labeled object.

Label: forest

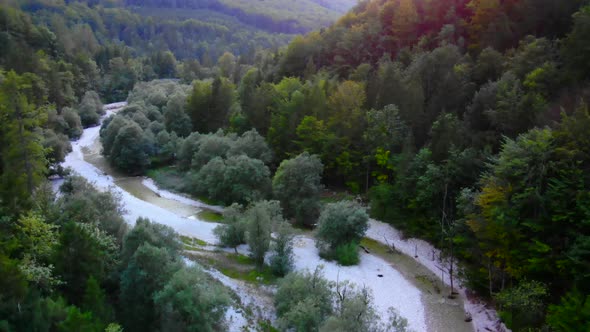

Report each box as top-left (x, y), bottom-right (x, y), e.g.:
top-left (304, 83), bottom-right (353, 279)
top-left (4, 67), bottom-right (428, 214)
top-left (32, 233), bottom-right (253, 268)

top-left (1, 0), bottom-right (590, 331)
top-left (123, 0), bottom-right (356, 34)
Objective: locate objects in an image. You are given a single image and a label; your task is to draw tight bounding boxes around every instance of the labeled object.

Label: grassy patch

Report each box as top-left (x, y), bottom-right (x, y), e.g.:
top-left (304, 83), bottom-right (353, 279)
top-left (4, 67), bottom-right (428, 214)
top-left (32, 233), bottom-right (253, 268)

top-left (180, 235), bottom-right (208, 248)
top-left (219, 266), bottom-right (277, 284)
top-left (220, 253), bottom-right (276, 283)
top-left (258, 321), bottom-right (280, 332)
top-left (186, 250), bottom-right (278, 285)
top-left (197, 210), bottom-right (224, 222)
top-left (360, 237), bottom-right (394, 255)
top-left (227, 253), bottom-right (256, 265)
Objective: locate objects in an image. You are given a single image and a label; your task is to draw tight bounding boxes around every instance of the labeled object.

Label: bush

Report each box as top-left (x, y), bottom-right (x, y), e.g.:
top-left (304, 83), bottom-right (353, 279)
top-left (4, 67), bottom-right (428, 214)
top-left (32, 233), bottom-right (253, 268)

top-left (334, 242), bottom-right (359, 266)
top-left (154, 266), bottom-right (230, 332)
top-left (495, 280), bottom-right (548, 330)
top-left (275, 267), bottom-right (333, 331)
top-left (316, 201), bottom-right (368, 264)
top-left (547, 289), bottom-right (590, 332)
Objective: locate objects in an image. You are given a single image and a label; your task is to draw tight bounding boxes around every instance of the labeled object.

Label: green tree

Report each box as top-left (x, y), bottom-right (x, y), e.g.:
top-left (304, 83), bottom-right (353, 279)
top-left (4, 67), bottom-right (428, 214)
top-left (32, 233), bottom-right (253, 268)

top-left (316, 201), bottom-right (368, 264)
top-left (547, 290), bottom-right (590, 332)
top-left (58, 175), bottom-right (128, 244)
top-left (16, 212), bottom-right (60, 291)
top-left (58, 306), bottom-right (102, 332)
top-left (192, 154), bottom-right (271, 205)
top-left (562, 6), bottom-right (590, 80)
top-left (209, 76), bottom-right (235, 131)
top-left (495, 280), bottom-right (548, 330)
top-left (273, 152), bottom-right (323, 227)
top-left (154, 267), bottom-right (231, 332)
top-left (217, 52), bottom-right (236, 79)
top-left (473, 47), bottom-right (505, 85)
top-left (163, 93), bottom-right (192, 137)
top-left (121, 217), bottom-right (181, 264)
top-left (108, 122), bottom-right (150, 174)
top-left (320, 284), bottom-right (382, 332)
top-left (78, 90), bottom-right (103, 127)
top-left (62, 107), bottom-right (83, 139)
top-left (186, 80), bottom-right (212, 133)
top-left (238, 68), bottom-right (260, 129)
top-left (53, 222), bottom-right (118, 305)
top-left (81, 276), bottom-right (113, 328)
top-left (0, 71), bottom-right (47, 210)
top-left (275, 267), bottom-right (333, 331)
top-left (245, 200), bottom-right (282, 268)
top-left (269, 222), bottom-right (294, 277)
top-left (223, 155), bottom-right (271, 204)
top-left (176, 132), bottom-right (202, 171)
top-left (191, 157), bottom-right (227, 202)
top-left (229, 129), bottom-right (272, 164)
top-left (100, 115), bottom-right (130, 157)
top-left (190, 132), bottom-right (233, 170)
top-left (119, 243), bottom-right (182, 332)
top-left (213, 203), bottom-right (246, 252)
top-left (246, 82), bottom-right (276, 135)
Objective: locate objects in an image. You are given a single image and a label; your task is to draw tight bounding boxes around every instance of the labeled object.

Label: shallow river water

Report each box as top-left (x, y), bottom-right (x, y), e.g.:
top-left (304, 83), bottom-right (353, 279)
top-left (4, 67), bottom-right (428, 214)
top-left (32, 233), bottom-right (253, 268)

top-left (59, 103), bottom-right (478, 332)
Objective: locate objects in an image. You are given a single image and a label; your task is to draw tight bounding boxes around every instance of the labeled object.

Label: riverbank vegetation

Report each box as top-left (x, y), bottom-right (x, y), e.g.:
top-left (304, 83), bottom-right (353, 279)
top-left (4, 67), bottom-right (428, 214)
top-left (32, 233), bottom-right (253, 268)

top-left (0, 175), bottom-right (231, 331)
top-left (274, 267), bottom-right (410, 332)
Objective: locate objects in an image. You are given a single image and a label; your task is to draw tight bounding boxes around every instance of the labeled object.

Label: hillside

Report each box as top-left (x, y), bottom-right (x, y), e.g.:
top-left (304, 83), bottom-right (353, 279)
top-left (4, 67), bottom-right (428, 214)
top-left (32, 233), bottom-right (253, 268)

top-left (1, 0), bottom-right (590, 331)
top-left (123, 0), bottom-right (358, 34)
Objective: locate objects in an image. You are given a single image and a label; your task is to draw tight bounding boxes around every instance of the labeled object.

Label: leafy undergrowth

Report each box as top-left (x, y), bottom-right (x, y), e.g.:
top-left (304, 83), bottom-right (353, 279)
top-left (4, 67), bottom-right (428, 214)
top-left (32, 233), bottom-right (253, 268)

top-left (198, 210), bottom-right (224, 222)
top-left (320, 190), bottom-right (356, 204)
top-left (146, 166), bottom-right (185, 192)
top-left (146, 166), bottom-right (219, 205)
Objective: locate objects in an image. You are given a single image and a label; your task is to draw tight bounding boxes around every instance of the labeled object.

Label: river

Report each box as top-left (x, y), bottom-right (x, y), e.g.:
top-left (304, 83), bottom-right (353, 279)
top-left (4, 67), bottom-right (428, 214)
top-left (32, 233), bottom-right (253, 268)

top-left (54, 102), bottom-right (499, 332)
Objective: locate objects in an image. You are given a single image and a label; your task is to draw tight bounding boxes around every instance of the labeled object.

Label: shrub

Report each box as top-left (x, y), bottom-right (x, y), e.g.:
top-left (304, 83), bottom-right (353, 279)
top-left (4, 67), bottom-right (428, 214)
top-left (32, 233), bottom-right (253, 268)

top-left (316, 201), bottom-right (368, 265)
top-left (275, 267), bottom-right (333, 331)
top-left (334, 242), bottom-right (359, 266)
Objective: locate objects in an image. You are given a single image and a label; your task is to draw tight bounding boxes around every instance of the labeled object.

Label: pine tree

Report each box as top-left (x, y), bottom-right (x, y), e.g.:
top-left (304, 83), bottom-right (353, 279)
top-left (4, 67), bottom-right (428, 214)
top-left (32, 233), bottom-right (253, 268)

top-left (0, 71), bottom-right (47, 210)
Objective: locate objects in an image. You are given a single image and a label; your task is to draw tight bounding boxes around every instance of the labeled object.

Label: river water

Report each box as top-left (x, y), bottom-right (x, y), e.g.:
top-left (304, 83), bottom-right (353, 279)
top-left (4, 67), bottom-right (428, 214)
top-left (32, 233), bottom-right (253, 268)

top-left (57, 103), bottom-right (478, 332)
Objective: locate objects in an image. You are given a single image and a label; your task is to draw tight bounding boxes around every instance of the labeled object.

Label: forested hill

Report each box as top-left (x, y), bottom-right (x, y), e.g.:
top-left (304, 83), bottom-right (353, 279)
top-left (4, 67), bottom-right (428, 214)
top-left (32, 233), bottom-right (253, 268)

top-left (12, 0), bottom-right (293, 62)
top-left (123, 0), bottom-right (358, 34)
top-left (2, 0), bottom-right (590, 331)
top-left (253, 1), bottom-right (589, 330)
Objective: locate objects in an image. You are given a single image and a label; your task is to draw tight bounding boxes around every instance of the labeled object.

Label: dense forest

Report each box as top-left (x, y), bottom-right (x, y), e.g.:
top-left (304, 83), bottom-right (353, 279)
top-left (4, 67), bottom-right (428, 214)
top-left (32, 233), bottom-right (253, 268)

top-left (1, 0), bottom-right (590, 331)
top-left (123, 0), bottom-right (357, 34)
